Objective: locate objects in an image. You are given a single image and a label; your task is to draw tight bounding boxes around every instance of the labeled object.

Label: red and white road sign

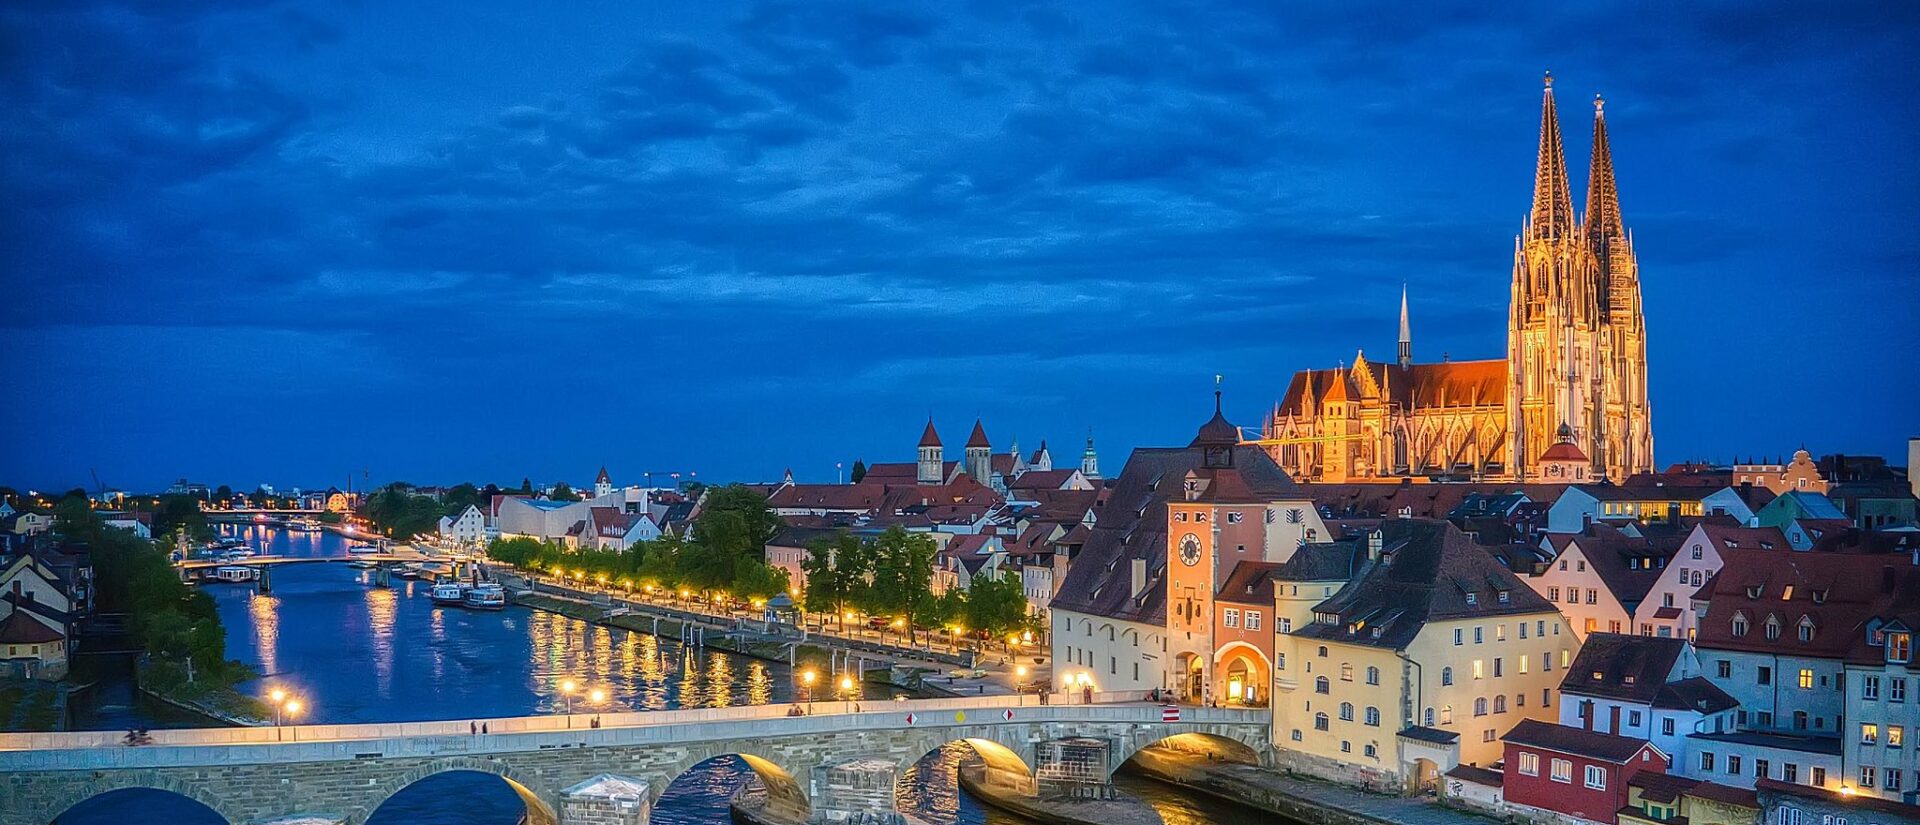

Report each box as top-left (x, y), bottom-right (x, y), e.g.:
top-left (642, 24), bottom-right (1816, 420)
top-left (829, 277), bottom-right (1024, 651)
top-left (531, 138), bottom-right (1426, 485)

top-left (905, 713), bottom-right (917, 725)
top-left (1160, 705), bottom-right (1181, 722)
top-left (1003, 709), bottom-right (1015, 720)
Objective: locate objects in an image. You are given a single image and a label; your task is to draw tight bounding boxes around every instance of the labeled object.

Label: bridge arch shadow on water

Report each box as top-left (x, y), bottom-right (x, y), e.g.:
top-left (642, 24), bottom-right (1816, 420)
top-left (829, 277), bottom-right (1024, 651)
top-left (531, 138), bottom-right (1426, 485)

top-left (653, 751), bottom-right (811, 824)
top-left (48, 784), bottom-right (234, 825)
top-left (361, 764), bottom-right (557, 825)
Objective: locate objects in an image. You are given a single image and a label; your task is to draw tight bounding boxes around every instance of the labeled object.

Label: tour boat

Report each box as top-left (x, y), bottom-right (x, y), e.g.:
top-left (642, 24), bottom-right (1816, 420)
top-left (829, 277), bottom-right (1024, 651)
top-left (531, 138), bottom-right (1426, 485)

top-left (394, 564), bottom-right (424, 580)
top-left (429, 582), bottom-right (469, 606)
top-left (221, 549), bottom-right (257, 561)
top-left (211, 566), bottom-right (257, 584)
top-left (345, 544), bottom-right (381, 556)
top-left (347, 559), bottom-right (379, 570)
top-left (462, 584), bottom-right (507, 610)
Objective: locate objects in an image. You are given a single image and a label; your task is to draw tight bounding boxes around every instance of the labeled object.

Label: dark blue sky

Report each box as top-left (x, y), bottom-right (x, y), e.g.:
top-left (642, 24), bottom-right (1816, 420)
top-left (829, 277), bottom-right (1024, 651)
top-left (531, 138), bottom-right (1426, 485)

top-left (4, 1), bottom-right (1916, 492)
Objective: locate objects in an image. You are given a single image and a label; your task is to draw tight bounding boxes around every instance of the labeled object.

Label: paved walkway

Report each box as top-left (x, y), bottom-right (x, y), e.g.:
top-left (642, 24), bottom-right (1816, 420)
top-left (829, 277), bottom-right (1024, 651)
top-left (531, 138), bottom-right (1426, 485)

top-left (1131, 748), bottom-right (1494, 825)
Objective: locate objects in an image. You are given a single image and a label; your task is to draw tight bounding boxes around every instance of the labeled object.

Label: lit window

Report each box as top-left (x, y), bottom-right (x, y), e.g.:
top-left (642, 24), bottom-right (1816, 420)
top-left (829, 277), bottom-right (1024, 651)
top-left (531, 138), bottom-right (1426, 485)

top-left (1551, 758), bottom-right (1572, 783)
top-left (1518, 752), bottom-right (1539, 776)
top-left (1799, 669), bottom-right (1814, 690)
top-left (1584, 765), bottom-right (1606, 790)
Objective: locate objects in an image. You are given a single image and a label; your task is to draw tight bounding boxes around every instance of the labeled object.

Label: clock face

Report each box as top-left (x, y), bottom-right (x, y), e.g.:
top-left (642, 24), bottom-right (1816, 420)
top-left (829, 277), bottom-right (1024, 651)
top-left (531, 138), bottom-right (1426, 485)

top-left (1179, 533), bottom-right (1202, 567)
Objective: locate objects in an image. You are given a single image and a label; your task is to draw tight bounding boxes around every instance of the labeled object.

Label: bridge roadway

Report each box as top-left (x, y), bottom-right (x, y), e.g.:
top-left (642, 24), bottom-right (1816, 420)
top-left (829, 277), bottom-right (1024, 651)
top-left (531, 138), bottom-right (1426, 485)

top-left (175, 553), bottom-right (428, 571)
top-left (0, 695), bottom-right (1270, 825)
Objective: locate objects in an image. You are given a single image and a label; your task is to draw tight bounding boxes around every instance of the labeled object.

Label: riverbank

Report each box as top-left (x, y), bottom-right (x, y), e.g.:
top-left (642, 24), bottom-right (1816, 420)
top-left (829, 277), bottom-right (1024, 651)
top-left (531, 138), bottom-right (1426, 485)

top-left (957, 762), bottom-right (1163, 825)
top-left (1125, 745), bottom-right (1495, 825)
top-left (505, 578), bottom-right (948, 697)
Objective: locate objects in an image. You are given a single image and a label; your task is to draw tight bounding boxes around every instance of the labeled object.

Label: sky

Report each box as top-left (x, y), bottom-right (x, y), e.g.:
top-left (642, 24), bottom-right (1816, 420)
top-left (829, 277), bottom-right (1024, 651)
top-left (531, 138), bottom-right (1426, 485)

top-left (3, 1), bottom-right (1917, 493)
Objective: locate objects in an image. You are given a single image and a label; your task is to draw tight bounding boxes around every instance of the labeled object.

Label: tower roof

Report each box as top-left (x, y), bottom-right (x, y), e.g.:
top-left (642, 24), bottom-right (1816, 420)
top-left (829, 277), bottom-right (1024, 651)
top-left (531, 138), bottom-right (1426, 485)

top-left (595, 466), bottom-right (611, 484)
top-left (1527, 72), bottom-right (1576, 242)
top-left (1585, 94), bottom-right (1625, 247)
top-left (1398, 283), bottom-right (1411, 345)
top-left (919, 418), bottom-right (942, 448)
top-left (966, 419), bottom-right (991, 449)
top-left (1190, 389), bottom-right (1240, 447)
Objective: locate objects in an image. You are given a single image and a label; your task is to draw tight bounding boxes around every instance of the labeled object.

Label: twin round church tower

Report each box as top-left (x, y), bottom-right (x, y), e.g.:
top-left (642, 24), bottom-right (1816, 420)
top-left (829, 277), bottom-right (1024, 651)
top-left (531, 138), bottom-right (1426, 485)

top-left (1267, 74), bottom-right (1654, 483)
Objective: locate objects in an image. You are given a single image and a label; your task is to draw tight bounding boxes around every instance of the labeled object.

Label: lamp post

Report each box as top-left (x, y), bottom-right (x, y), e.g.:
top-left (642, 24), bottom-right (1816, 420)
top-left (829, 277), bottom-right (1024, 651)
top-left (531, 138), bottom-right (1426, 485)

top-left (559, 679), bottom-right (579, 728)
top-left (267, 689), bottom-right (304, 741)
top-left (838, 674), bottom-right (855, 713)
top-left (801, 670), bottom-right (817, 713)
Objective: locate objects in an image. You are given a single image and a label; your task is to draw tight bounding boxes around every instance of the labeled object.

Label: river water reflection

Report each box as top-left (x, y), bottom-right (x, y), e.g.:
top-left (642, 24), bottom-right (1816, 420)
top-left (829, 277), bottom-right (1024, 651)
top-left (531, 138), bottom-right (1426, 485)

top-left (53, 526), bottom-right (1280, 825)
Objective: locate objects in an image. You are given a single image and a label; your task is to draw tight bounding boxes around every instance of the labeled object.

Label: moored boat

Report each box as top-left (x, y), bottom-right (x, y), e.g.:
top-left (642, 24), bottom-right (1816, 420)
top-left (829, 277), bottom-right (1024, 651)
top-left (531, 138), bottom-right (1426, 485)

top-left (345, 544), bottom-right (380, 556)
top-left (210, 566), bottom-right (257, 584)
top-left (462, 584), bottom-right (506, 610)
top-left (429, 582), bottom-right (469, 605)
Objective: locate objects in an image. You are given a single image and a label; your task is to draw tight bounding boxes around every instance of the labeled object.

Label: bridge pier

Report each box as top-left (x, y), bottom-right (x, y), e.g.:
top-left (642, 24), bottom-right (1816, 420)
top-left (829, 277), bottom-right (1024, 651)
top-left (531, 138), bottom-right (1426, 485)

top-left (559, 774), bottom-right (651, 825)
top-left (808, 757), bottom-right (904, 824)
top-left (1034, 737), bottom-right (1116, 800)
top-left (257, 566), bottom-right (273, 594)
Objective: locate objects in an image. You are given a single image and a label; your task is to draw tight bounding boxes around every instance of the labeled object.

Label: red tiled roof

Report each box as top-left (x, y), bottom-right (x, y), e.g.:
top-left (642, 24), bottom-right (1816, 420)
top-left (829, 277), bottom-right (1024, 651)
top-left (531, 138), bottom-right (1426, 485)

top-left (966, 420), bottom-right (990, 448)
top-left (0, 611), bottom-right (63, 644)
top-left (1541, 440), bottom-right (1589, 462)
top-left (919, 419), bottom-right (942, 448)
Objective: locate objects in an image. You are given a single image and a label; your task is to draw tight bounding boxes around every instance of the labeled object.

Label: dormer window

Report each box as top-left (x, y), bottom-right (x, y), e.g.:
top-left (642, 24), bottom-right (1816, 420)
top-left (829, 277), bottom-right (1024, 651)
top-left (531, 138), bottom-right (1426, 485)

top-left (1498, 590), bottom-right (1511, 604)
top-left (1890, 633), bottom-right (1912, 664)
top-left (1623, 675), bottom-right (1637, 686)
top-left (1464, 592), bottom-right (1478, 606)
top-left (1732, 613), bottom-right (1750, 638)
top-left (1798, 616), bottom-right (1816, 642)
top-left (1812, 589), bottom-right (1828, 605)
top-left (1764, 616), bottom-right (1782, 641)
top-left (1745, 585), bottom-right (1763, 599)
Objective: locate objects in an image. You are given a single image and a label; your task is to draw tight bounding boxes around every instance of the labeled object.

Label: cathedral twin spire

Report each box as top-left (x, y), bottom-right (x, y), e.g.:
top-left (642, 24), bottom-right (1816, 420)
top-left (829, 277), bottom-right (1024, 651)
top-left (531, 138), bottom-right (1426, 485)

top-left (1529, 71), bottom-right (1625, 253)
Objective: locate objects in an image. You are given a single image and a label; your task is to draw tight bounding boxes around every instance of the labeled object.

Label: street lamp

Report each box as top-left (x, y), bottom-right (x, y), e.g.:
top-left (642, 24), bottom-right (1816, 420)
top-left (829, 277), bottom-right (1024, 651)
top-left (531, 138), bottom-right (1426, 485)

top-left (838, 674), bottom-right (855, 713)
top-left (559, 678), bottom-right (579, 727)
top-left (801, 670), bottom-right (817, 712)
top-left (266, 689), bottom-right (304, 741)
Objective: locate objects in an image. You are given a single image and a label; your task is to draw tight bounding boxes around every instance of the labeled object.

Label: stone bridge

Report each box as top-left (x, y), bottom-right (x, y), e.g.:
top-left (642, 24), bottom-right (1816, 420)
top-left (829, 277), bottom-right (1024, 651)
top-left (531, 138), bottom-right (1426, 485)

top-left (0, 697), bottom-right (1269, 825)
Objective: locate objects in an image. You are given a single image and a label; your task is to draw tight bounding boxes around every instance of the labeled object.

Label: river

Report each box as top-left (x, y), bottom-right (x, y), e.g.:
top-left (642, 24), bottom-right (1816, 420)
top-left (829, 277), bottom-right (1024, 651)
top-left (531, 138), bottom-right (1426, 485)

top-left (53, 525), bottom-right (1279, 825)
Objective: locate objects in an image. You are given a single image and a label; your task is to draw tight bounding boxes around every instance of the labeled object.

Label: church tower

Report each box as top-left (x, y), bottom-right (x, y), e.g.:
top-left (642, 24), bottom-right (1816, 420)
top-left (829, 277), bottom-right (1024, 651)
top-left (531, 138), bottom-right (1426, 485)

top-left (1583, 94), bottom-right (1653, 481)
top-left (1508, 72), bottom-right (1606, 482)
top-left (1081, 430), bottom-right (1101, 480)
top-left (964, 420), bottom-right (993, 483)
top-left (594, 466), bottom-right (613, 498)
top-left (917, 419), bottom-right (943, 485)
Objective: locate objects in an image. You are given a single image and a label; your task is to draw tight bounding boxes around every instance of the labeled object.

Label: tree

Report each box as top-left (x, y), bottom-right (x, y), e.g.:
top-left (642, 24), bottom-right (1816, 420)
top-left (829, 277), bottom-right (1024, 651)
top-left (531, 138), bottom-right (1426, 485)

top-left (519, 477), bottom-right (535, 495)
top-left (865, 527), bottom-right (938, 644)
top-left (963, 570), bottom-right (1030, 638)
top-left (442, 483), bottom-right (482, 515)
top-left (849, 460), bottom-right (867, 484)
top-left (801, 533), bottom-right (869, 624)
top-left (548, 482), bottom-right (581, 502)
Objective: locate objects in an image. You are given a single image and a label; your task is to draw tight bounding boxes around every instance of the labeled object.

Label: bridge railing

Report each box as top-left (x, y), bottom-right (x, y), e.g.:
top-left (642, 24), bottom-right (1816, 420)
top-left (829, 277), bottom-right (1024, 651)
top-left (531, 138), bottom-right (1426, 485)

top-left (0, 696), bottom-right (1266, 770)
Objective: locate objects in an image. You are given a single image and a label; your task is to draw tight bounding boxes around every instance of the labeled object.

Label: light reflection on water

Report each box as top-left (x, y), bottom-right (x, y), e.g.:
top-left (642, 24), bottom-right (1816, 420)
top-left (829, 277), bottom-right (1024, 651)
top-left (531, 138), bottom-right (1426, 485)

top-left (206, 525), bottom-right (815, 724)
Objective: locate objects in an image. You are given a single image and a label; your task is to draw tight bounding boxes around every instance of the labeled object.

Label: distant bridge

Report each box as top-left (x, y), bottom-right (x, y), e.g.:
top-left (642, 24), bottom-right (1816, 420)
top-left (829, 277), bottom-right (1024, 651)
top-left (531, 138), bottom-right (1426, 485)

top-left (0, 697), bottom-right (1269, 825)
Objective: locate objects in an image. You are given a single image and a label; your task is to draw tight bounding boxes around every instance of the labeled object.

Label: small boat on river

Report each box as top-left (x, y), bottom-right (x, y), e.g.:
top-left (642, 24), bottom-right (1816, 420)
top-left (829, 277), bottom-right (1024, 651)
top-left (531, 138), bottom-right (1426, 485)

top-left (429, 582), bottom-right (469, 605)
top-left (210, 566), bottom-right (257, 584)
top-left (462, 584), bottom-right (507, 610)
top-left (345, 544), bottom-right (381, 556)
top-left (347, 559), bottom-right (379, 570)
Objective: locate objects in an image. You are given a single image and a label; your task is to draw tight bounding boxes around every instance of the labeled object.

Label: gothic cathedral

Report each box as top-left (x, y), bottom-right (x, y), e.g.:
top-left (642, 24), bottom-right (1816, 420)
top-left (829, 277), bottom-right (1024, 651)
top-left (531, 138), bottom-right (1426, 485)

top-left (1266, 74), bottom-right (1654, 483)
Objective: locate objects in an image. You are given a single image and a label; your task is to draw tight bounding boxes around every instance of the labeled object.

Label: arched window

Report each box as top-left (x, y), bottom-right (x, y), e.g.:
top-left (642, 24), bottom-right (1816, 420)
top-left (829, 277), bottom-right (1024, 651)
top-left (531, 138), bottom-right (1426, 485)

top-left (1441, 705), bottom-right (1453, 724)
top-left (1474, 698), bottom-right (1488, 716)
top-left (1366, 666), bottom-right (1380, 685)
top-left (1732, 612), bottom-right (1749, 638)
top-left (1314, 713), bottom-right (1329, 731)
top-left (1441, 666), bottom-right (1454, 686)
top-left (1276, 652), bottom-right (1287, 671)
top-left (1107, 626), bottom-right (1116, 642)
top-left (1365, 706), bottom-right (1380, 726)
top-left (1494, 695), bottom-right (1507, 713)
top-left (1315, 676), bottom-right (1330, 694)
top-left (1424, 707), bottom-right (1435, 727)
top-left (1764, 616), bottom-right (1781, 641)
top-left (1340, 702), bottom-right (1354, 721)
top-left (1318, 645), bottom-right (1329, 657)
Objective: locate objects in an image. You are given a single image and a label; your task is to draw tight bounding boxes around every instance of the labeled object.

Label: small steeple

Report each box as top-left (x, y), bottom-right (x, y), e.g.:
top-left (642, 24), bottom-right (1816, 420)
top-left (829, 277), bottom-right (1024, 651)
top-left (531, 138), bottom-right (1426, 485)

top-left (918, 417), bottom-right (942, 448)
top-left (1081, 428), bottom-right (1101, 480)
top-left (1584, 92), bottom-right (1625, 250)
top-left (1527, 71), bottom-right (1576, 242)
top-left (1397, 282), bottom-right (1412, 370)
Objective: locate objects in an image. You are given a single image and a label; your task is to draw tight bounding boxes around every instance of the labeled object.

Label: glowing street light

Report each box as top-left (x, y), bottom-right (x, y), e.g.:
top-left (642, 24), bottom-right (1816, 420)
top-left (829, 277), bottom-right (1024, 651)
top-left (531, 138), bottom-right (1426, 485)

top-left (266, 689), bottom-right (305, 740)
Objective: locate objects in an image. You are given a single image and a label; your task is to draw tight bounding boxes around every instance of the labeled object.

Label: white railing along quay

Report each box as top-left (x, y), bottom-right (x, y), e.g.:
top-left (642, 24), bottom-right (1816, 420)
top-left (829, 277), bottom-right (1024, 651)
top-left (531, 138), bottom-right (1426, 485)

top-left (0, 696), bottom-right (1266, 773)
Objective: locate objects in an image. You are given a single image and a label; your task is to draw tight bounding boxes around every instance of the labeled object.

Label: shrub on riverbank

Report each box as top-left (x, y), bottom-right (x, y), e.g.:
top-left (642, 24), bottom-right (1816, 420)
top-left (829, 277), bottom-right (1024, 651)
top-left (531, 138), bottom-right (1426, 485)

top-left (52, 495), bottom-right (259, 710)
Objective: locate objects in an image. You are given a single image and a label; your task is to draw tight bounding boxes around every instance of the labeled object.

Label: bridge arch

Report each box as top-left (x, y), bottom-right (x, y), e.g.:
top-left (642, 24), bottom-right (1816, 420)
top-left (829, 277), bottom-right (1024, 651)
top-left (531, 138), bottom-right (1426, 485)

top-left (40, 774), bottom-right (237, 825)
top-left (656, 748), bottom-right (810, 824)
top-left (894, 735), bottom-right (1037, 820)
top-left (355, 758), bottom-right (557, 825)
top-left (1116, 729), bottom-right (1264, 774)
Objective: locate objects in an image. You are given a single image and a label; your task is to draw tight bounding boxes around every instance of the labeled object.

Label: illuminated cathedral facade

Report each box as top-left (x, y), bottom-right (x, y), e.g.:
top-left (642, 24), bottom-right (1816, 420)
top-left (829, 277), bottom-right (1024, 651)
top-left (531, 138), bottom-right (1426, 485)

top-left (1266, 74), bottom-right (1654, 483)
